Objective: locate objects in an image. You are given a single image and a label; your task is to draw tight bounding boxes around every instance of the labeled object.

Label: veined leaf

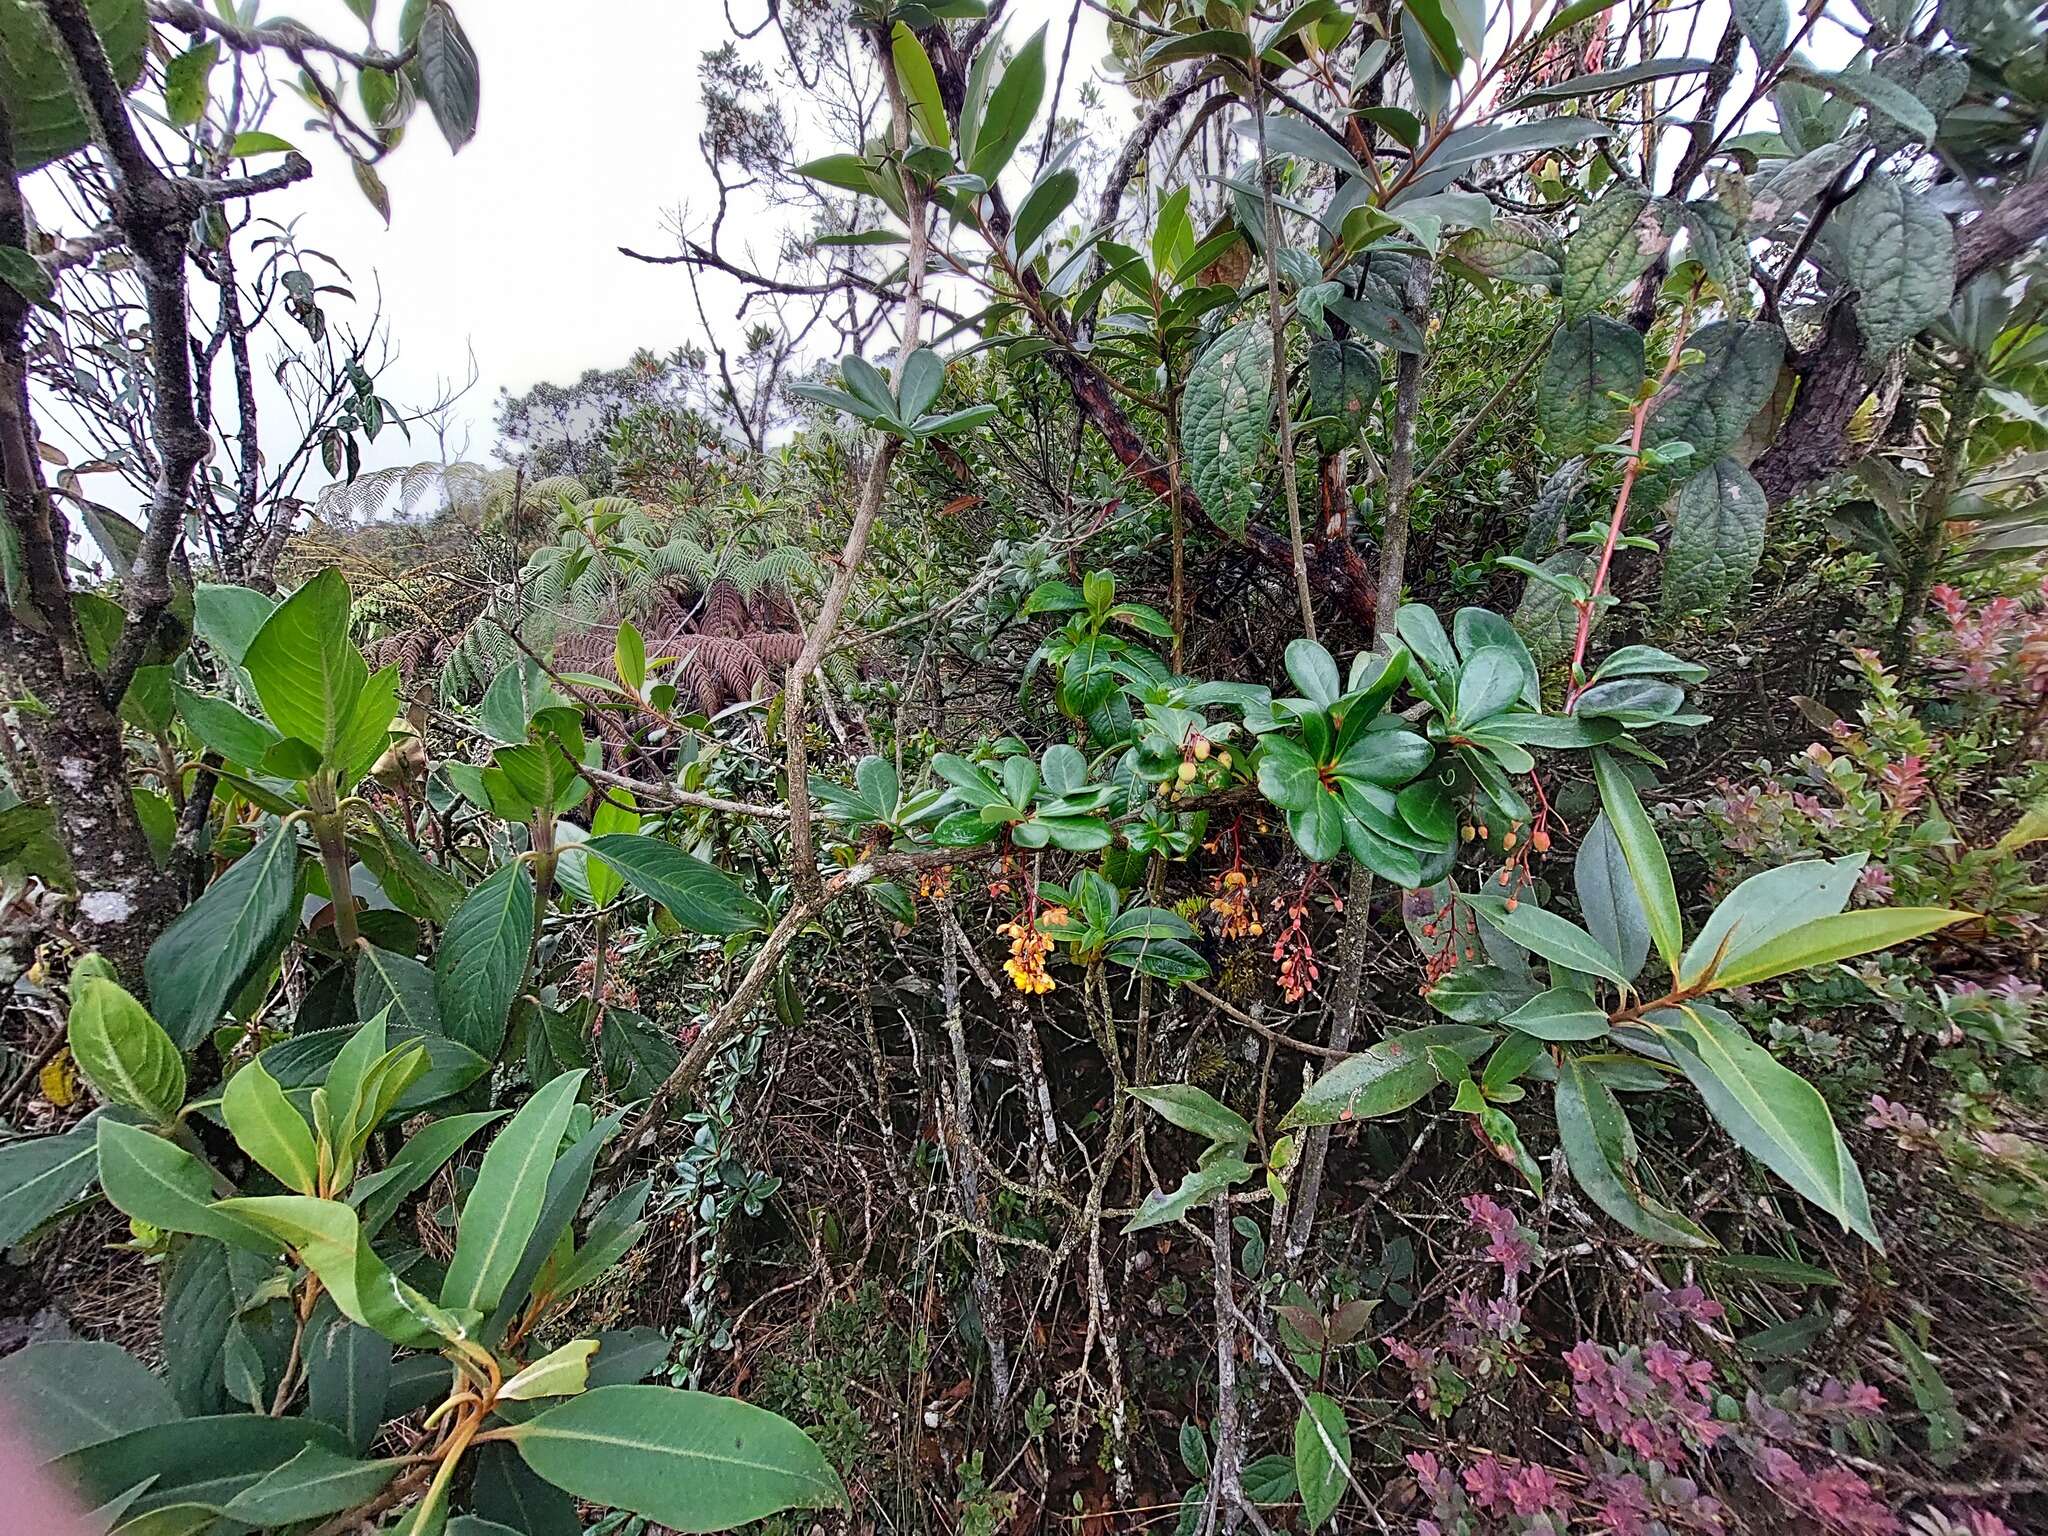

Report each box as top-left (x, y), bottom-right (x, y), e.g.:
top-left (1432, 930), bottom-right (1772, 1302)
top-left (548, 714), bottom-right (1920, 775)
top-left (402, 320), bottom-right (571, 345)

top-left (1574, 812), bottom-right (1651, 982)
top-left (1704, 906), bottom-right (1968, 988)
top-left (1128, 1085), bottom-right (1252, 1149)
top-left (1649, 1002), bottom-right (1878, 1246)
top-left (144, 820), bottom-right (298, 1049)
top-left (442, 1071), bottom-right (587, 1317)
top-left (1662, 457), bottom-right (1768, 617)
top-left (1181, 321), bottom-right (1272, 539)
top-left (1465, 893), bottom-right (1629, 986)
top-left (220, 1059), bottom-right (319, 1195)
top-left (1679, 855), bottom-right (1864, 986)
top-left (584, 835), bottom-right (768, 936)
top-left (1557, 1056), bottom-right (1716, 1247)
top-left (506, 1385), bottom-right (847, 1528)
top-left (243, 570), bottom-right (366, 766)
top-left (1537, 315), bottom-right (1642, 451)
top-left (1293, 1393), bottom-right (1350, 1531)
top-left (96, 1121), bottom-right (276, 1253)
top-left (1279, 1025), bottom-right (1494, 1129)
top-left (67, 976), bottom-right (184, 1124)
top-left (1838, 171), bottom-right (1955, 356)
top-left (0, 1341), bottom-right (179, 1459)
top-left (434, 861), bottom-right (535, 1058)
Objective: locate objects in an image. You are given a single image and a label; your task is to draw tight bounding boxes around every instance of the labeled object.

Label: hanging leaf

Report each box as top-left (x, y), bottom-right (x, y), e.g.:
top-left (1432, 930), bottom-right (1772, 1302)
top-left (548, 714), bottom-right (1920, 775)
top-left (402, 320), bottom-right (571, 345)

top-left (1679, 855), bottom-right (1865, 987)
top-left (1181, 321), bottom-right (1272, 539)
top-left (1838, 171), bottom-right (1956, 357)
top-left (416, 1), bottom-right (481, 151)
top-left (1561, 184), bottom-right (1677, 323)
top-left (304, 1298), bottom-right (392, 1454)
top-left (967, 24), bottom-right (1046, 185)
top-left (1662, 457), bottom-right (1768, 616)
top-left (434, 861), bottom-right (535, 1057)
top-left (1537, 316), bottom-right (1644, 451)
top-left (1644, 320), bottom-right (1786, 467)
top-left (889, 23), bottom-right (949, 149)
top-left (1574, 812), bottom-right (1651, 982)
top-left (1557, 1056), bottom-right (1717, 1247)
top-left (1649, 1002), bottom-right (1878, 1246)
top-left (1293, 1392), bottom-right (1351, 1531)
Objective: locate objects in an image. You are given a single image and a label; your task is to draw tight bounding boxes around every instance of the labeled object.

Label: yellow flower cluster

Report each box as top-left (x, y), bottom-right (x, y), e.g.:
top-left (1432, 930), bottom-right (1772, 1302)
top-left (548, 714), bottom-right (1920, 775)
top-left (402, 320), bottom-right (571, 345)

top-left (998, 906), bottom-right (1066, 994)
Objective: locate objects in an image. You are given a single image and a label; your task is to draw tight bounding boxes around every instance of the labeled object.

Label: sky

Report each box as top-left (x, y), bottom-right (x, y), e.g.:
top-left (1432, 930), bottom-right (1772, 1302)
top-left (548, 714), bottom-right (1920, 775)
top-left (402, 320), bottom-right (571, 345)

top-left (228, 0), bottom-right (1112, 479)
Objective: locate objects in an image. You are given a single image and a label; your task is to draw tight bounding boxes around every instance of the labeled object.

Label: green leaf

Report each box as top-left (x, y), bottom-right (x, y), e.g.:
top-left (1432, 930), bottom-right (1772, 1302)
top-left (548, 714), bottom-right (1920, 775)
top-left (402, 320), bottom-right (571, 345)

top-left (1279, 1025), bottom-right (1494, 1129)
top-left (304, 1297), bottom-right (392, 1454)
top-left (1128, 1085), bottom-right (1252, 1149)
top-left (1649, 1002), bottom-right (1878, 1245)
top-left (416, 0), bottom-right (481, 151)
top-left (434, 861), bottom-right (535, 1057)
top-left (1838, 171), bottom-right (1956, 356)
top-left (1791, 62), bottom-right (1936, 144)
top-left (1465, 893), bottom-right (1629, 986)
top-left (173, 685), bottom-right (279, 767)
top-left (1662, 457), bottom-right (1768, 616)
top-left (1679, 855), bottom-right (1864, 987)
top-left (1733, 0), bottom-right (1788, 59)
top-left (243, 570), bottom-right (366, 767)
top-left (163, 39), bottom-right (218, 127)
top-left (1124, 1155), bottom-right (1254, 1232)
top-left (0, 1124), bottom-right (101, 1245)
top-left (51, 1413), bottom-right (345, 1517)
top-left (228, 129), bottom-right (297, 156)
top-left (356, 944), bottom-right (440, 1037)
top-left (96, 1121), bottom-right (277, 1253)
top-left (1502, 987), bottom-right (1610, 1041)
top-left (1306, 337), bottom-right (1381, 452)
top-left (968, 25), bottom-right (1047, 184)
top-left (211, 1194), bottom-right (471, 1348)
top-left (471, 1440), bottom-right (579, 1535)
top-left (500, 1338), bottom-right (599, 1401)
top-left (1537, 316), bottom-right (1643, 450)
top-left (443, 1071), bottom-right (587, 1317)
top-left (1884, 1320), bottom-right (1963, 1464)
top-left (67, 976), bottom-right (184, 1124)
top-left (506, 1385), bottom-right (847, 1529)
top-left (1562, 184), bottom-right (1676, 323)
top-left (1556, 1055), bottom-right (1717, 1247)
top-left (221, 1058), bottom-right (319, 1194)
top-left (145, 819), bottom-right (298, 1048)
top-left (1704, 906), bottom-right (1969, 988)
top-left (890, 22), bottom-right (949, 149)
top-left (1511, 55), bottom-right (1714, 105)
top-left (1644, 320), bottom-right (1785, 467)
top-left (1574, 812), bottom-right (1651, 982)
top-left (0, 0), bottom-right (147, 171)
top-left (1010, 165), bottom-right (1079, 262)
top-left (1293, 1392), bottom-right (1351, 1531)
top-left (1590, 752), bottom-right (1682, 974)
top-left (0, 1341), bottom-right (179, 1459)
top-left (223, 1444), bottom-right (400, 1524)
top-left (192, 582), bottom-right (275, 667)
top-left (1181, 321), bottom-right (1272, 539)
top-left (584, 834), bottom-right (768, 935)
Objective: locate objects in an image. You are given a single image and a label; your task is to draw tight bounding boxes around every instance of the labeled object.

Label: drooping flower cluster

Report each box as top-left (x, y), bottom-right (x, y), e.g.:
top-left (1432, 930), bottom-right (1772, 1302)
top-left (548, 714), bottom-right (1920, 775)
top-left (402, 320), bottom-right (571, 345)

top-left (1270, 885), bottom-right (1321, 1002)
top-left (1208, 866), bottom-right (1262, 941)
top-left (998, 905), bottom-right (1064, 995)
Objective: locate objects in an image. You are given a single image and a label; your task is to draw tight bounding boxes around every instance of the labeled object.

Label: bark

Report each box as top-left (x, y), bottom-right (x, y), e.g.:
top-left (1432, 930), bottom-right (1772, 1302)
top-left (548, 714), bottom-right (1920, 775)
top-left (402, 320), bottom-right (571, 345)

top-left (0, 99), bottom-right (174, 981)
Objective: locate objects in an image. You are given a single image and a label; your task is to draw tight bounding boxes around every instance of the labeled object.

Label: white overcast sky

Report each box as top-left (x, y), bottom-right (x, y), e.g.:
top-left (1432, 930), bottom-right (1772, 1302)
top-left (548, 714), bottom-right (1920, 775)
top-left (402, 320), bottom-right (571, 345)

top-left (241, 0), bottom-right (1111, 478)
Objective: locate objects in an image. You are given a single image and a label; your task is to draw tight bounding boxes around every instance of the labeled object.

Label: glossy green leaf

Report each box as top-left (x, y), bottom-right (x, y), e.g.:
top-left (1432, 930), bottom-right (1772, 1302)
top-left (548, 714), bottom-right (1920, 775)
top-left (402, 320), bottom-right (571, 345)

top-left (304, 1297), bottom-right (392, 1454)
top-left (54, 1413), bottom-right (344, 1517)
top-left (443, 1071), bottom-right (587, 1316)
top-left (1679, 855), bottom-right (1863, 986)
top-left (220, 1058), bottom-right (318, 1195)
top-left (1502, 987), bottom-right (1610, 1041)
top-left (96, 1121), bottom-right (276, 1253)
top-left (416, 0), bottom-right (481, 151)
top-left (0, 1124), bottom-right (100, 1245)
top-left (507, 1385), bottom-right (847, 1529)
top-left (968, 25), bottom-right (1046, 184)
top-left (1650, 1002), bottom-right (1878, 1246)
top-left (1705, 906), bottom-right (1969, 988)
top-left (1590, 752), bottom-right (1682, 974)
top-left (1556, 1055), bottom-right (1716, 1247)
top-left (1124, 1155), bottom-right (1253, 1232)
top-left (1128, 1085), bottom-right (1252, 1149)
top-left (1280, 1025), bottom-right (1494, 1129)
top-left (222, 1444), bottom-right (400, 1523)
top-left (243, 570), bottom-right (366, 766)
top-left (67, 976), bottom-right (184, 1124)
top-left (1574, 812), bottom-right (1651, 982)
top-left (145, 819), bottom-right (299, 1049)
top-left (500, 1338), bottom-right (599, 1401)
top-left (354, 1109), bottom-right (505, 1235)
top-left (1465, 892), bottom-right (1628, 986)
top-left (890, 23), bottom-right (949, 148)
top-left (584, 835), bottom-right (767, 935)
